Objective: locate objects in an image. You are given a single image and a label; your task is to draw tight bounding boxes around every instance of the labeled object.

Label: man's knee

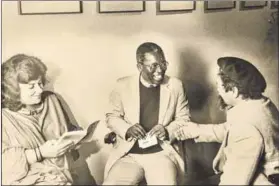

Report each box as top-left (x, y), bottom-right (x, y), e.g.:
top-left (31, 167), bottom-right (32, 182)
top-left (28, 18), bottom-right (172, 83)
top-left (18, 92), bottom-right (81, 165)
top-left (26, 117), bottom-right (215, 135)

top-left (144, 155), bottom-right (177, 185)
top-left (103, 157), bottom-right (144, 185)
top-left (145, 174), bottom-right (177, 185)
top-left (103, 171), bottom-right (144, 185)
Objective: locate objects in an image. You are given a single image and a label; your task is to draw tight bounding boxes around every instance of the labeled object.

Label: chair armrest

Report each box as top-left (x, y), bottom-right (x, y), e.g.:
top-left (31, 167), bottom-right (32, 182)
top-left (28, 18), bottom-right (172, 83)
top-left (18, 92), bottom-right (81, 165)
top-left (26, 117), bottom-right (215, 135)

top-left (104, 132), bottom-right (117, 144)
top-left (268, 174), bottom-right (279, 184)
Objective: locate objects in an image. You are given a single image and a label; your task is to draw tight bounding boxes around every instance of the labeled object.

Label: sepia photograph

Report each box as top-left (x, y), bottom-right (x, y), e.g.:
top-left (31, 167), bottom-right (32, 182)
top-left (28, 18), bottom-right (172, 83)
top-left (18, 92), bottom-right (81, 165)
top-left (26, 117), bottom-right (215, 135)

top-left (271, 1), bottom-right (279, 9)
top-left (1, 1), bottom-right (279, 185)
top-left (240, 1), bottom-right (268, 10)
top-left (157, 1), bottom-right (196, 12)
top-left (205, 1), bottom-right (236, 10)
top-left (98, 1), bottom-right (145, 13)
top-left (19, 1), bottom-right (83, 15)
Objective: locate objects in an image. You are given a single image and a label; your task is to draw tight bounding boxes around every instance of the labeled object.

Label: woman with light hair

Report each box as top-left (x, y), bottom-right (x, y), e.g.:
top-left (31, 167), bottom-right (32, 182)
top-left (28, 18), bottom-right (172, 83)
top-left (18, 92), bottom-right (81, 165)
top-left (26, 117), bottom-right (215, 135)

top-left (1, 54), bottom-right (81, 185)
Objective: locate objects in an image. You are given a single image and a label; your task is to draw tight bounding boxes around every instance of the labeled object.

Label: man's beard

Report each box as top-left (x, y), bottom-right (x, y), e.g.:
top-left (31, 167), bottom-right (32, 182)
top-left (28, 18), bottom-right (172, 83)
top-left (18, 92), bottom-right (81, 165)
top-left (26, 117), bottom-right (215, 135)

top-left (218, 95), bottom-right (233, 111)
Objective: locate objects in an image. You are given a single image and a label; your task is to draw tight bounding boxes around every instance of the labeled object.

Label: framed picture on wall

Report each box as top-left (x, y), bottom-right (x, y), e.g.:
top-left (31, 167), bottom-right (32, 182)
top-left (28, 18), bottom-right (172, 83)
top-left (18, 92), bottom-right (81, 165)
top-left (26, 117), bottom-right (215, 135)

top-left (98, 1), bottom-right (145, 13)
top-left (19, 1), bottom-right (82, 15)
top-left (240, 1), bottom-right (267, 10)
top-left (271, 1), bottom-right (279, 9)
top-left (205, 1), bottom-right (236, 10)
top-left (157, 1), bottom-right (195, 12)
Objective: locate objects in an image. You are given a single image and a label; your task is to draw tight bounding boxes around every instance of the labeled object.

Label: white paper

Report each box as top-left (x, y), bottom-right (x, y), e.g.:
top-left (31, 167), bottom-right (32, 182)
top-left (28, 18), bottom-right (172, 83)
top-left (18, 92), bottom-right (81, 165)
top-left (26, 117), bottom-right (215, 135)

top-left (138, 134), bottom-right (158, 149)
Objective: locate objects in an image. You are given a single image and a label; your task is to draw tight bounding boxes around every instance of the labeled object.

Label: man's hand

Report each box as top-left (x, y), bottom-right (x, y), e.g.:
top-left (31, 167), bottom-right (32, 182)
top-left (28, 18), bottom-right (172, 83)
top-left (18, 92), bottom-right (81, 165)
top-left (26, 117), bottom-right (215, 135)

top-left (174, 122), bottom-right (200, 141)
top-left (126, 124), bottom-right (146, 140)
top-left (149, 124), bottom-right (167, 140)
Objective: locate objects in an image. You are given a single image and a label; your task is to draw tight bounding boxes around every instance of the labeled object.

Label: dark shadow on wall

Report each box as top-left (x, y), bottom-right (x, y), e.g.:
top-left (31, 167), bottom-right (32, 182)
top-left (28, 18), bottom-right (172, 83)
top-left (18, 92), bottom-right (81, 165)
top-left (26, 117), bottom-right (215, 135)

top-left (176, 47), bottom-right (222, 183)
top-left (177, 47), bottom-right (212, 120)
top-left (72, 141), bottom-right (101, 185)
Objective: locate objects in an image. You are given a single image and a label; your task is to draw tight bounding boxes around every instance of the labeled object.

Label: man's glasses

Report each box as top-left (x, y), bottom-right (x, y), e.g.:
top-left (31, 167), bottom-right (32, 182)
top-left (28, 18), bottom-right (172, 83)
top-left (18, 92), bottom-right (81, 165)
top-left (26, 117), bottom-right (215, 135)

top-left (140, 62), bottom-right (169, 71)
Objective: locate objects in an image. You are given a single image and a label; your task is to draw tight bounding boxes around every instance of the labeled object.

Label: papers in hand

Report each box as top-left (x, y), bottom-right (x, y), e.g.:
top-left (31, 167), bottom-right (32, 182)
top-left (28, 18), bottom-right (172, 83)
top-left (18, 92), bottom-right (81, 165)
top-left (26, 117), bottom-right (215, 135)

top-left (57, 121), bottom-right (99, 146)
top-left (138, 133), bottom-right (158, 149)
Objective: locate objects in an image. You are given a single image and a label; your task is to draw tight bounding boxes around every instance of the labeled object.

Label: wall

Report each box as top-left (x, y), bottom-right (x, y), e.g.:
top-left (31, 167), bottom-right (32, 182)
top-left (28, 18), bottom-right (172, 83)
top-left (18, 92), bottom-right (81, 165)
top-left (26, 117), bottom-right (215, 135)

top-left (2, 1), bottom-right (278, 184)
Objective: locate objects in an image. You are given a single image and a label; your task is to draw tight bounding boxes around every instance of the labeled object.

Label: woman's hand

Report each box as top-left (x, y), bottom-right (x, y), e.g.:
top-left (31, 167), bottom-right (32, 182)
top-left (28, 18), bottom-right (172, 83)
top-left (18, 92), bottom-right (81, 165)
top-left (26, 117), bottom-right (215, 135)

top-left (39, 140), bottom-right (74, 159)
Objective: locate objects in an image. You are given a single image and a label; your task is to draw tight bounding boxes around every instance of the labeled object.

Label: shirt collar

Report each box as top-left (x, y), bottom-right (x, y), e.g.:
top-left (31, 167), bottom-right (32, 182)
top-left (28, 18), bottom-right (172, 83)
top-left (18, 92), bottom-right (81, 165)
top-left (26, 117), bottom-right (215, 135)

top-left (227, 97), bottom-right (269, 122)
top-left (140, 74), bottom-right (159, 88)
top-left (18, 103), bottom-right (44, 116)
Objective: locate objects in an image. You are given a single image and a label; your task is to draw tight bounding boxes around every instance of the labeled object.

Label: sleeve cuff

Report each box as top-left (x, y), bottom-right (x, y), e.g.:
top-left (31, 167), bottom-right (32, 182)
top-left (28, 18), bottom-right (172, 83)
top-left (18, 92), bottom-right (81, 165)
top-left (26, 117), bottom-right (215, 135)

top-left (164, 127), bottom-right (170, 141)
top-left (124, 126), bottom-right (133, 141)
top-left (119, 124), bottom-right (131, 141)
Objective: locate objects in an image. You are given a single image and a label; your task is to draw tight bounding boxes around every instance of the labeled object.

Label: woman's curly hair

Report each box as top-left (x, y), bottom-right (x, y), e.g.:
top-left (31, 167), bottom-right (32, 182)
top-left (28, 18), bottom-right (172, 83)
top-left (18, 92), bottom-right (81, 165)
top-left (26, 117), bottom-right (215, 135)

top-left (1, 54), bottom-right (47, 111)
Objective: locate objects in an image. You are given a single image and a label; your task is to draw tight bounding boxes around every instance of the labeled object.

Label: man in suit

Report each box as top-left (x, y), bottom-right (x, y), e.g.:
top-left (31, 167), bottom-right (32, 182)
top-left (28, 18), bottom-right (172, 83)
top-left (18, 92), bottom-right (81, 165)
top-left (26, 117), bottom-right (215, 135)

top-left (102, 42), bottom-right (191, 185)
top-left (175, 57), bottom-right (279, 185)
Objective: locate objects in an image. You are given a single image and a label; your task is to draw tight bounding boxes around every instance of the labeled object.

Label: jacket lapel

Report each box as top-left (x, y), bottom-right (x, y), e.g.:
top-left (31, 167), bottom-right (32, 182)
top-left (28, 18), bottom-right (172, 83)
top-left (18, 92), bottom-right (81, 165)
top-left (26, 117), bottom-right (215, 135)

top-left (128, 75), bottom-right (140, 124)
top-left (158, 77), bottom-right (171, 125)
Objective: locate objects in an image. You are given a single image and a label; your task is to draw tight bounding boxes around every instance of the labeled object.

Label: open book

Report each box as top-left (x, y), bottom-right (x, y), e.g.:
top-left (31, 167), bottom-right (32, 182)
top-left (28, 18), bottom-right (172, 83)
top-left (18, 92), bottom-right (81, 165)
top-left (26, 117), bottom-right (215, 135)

top-left (57, 120), bottom-right (99, 146)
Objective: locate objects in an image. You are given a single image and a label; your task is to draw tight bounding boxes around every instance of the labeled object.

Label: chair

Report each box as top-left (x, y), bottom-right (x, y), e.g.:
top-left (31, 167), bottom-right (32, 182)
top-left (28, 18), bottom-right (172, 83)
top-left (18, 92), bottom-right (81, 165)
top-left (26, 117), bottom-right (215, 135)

top-left (268, 174), bottom-right (279, 185)
top-left (104, 131), bottom-right (116, 145)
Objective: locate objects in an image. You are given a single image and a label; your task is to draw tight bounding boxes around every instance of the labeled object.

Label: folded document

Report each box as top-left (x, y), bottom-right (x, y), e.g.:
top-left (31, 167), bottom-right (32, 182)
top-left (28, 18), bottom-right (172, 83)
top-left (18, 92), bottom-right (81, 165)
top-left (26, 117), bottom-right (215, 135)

top-left (57, 121), bottom-right (99, 146)
top-left (138, 134), bottom-right (158, 149)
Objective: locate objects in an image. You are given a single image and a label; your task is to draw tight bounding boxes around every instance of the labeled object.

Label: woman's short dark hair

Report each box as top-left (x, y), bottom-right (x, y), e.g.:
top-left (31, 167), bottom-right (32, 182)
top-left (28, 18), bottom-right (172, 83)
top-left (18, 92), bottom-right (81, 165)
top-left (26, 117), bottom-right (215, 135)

top-left (1, 54), bottom-right (47, 111)
top-left (136, 42), bottom-right (166, 63)
top-left (217, 57), bottom-right (266, 100)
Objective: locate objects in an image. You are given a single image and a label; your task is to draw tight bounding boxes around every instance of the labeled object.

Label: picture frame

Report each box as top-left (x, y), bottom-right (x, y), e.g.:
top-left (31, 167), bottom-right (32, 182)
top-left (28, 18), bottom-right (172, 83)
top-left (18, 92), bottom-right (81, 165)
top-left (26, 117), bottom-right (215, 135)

top-left (98, 1), bottom-right (145, 13)
top-left (205, 1), bottom-right (236, 10)
top-left (271, 1), bottom-right (279, 9)
top-left (18, 1), bottom-right (83, 15)
top-left (157, 1), bottom-right (196, 12)
top-left (240, 1), bottom-right (267, 10)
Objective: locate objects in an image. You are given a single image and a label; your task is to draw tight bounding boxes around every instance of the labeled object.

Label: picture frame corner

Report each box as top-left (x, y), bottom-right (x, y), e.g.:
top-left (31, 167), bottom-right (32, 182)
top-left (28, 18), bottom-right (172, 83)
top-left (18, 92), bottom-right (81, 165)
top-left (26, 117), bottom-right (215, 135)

top-left (18, 0), bottom-right (83, 15)
top-left (98, 1), bottom-right (145, 14)
top-left (204, 1), bottom-right (236, 12)
top-left (157, 1), bottom-right (196, 13)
